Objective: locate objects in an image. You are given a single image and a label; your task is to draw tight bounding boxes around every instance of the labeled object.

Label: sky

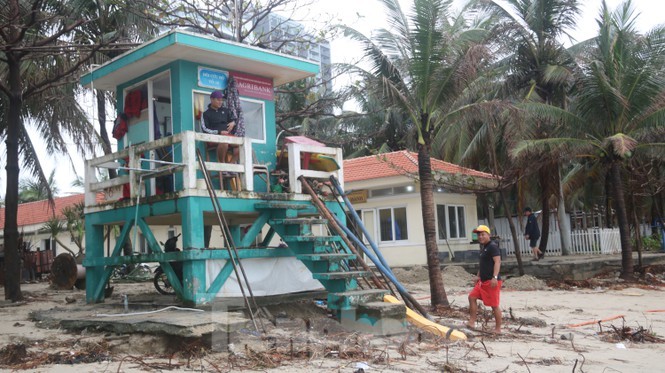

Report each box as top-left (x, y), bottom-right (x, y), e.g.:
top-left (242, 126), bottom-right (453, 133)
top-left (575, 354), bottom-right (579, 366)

top-left (2, 0), bottom-right (664, 198)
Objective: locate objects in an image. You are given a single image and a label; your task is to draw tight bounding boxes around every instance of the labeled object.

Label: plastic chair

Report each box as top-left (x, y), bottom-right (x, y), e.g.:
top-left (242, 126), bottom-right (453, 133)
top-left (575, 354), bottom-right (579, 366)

top-left (252, 150), bottom-right (270, 191)
top-left (205, 142), bottom-right (241, 191)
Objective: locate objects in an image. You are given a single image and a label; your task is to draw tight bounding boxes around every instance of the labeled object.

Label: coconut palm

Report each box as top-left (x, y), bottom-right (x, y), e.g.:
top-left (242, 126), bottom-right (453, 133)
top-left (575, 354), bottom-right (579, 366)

top-left (482, 0), bottom-right (582, 255)
top-left (1, 0), bottom-right (107, 301)
top-left (74, 0), bottom-right (157, 177)
top-left (514, 0), bottom-right (665, 277)
top-left (342, 0), bottom-right (498, 307)
top-left (18, 170), bottom-right (60, 203)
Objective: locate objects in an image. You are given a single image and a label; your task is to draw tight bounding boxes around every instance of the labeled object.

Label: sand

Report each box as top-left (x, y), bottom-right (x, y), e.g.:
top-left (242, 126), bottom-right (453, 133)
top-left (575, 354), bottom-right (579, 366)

top-left (1, 269), bottom-right (664, 372)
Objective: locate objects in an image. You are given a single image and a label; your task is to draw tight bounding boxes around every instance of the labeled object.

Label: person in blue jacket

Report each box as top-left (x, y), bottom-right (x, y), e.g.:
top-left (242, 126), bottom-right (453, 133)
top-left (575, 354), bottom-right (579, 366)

top-left (524, 207), bottom-right (543, 260)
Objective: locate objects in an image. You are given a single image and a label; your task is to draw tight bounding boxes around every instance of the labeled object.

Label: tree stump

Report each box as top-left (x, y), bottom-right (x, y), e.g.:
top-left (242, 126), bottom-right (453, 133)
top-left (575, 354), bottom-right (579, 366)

top-left (50, 253), bottom-right (78, 290)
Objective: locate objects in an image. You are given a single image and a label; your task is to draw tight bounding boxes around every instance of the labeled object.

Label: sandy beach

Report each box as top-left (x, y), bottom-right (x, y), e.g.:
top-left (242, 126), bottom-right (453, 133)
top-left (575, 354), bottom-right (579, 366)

top-left (1, 263), bottom-right (664, 372)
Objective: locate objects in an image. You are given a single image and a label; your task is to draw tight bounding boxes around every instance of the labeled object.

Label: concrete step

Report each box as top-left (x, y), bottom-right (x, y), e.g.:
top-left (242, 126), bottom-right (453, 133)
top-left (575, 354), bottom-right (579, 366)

top-left (269, 218), bottom-right (328, 225)
top-left (255, 202), bottom-right (312, 210)
top-left (296, 253), bottom-right (356, 262)
top-left (312, 271), bottom-right (371, 280)
top-left (282, 235), bottom-right (343, 243)
top-left (327, 288), bottom-right (388, 310)
top-left (339, 301), bottom-right (408, 336)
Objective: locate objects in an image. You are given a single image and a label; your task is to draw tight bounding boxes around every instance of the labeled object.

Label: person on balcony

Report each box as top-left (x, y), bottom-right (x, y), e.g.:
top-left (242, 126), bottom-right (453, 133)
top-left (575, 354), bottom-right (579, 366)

top-left (201, 90), bottom-right (237, 165)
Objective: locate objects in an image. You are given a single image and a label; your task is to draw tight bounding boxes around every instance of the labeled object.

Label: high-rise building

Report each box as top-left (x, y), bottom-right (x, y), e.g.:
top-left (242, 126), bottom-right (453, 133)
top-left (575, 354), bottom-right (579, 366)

top-left (256, 13), bottom-right (332, 91)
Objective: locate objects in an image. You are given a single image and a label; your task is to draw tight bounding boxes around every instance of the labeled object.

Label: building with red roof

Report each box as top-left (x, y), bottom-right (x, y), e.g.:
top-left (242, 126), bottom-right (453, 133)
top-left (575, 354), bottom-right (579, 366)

top-left (343, 151), bottom-right (498, 266)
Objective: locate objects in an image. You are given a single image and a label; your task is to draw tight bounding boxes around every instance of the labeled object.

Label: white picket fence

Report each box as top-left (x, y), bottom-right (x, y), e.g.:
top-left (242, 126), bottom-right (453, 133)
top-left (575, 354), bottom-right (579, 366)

top-left (480, 215), bottom-right (649, 257)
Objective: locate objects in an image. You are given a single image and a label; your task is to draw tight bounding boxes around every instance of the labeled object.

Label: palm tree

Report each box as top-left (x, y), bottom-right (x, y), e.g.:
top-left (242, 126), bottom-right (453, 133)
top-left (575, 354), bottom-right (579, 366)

top-left (343, 0), bottom-right (496, 307)
top-left (515, 0), bottom-right (665, 277)
top-left (483, 0), bottom-right (582, 256)
top-left (18, 170), bottom-right (59, 203)
top-left (1, 0), bottom-right (106, 301)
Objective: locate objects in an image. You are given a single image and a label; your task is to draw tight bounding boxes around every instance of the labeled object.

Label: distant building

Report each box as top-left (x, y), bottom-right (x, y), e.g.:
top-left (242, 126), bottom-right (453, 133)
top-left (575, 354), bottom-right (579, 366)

top-left (343, 151), bottom-right (498, 266)
top-left (256, 13), bottom-right (332, 90)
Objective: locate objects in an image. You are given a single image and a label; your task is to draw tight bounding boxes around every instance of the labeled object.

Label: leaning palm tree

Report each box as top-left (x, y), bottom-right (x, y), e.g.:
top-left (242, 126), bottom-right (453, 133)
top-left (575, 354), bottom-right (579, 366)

top-left (18, 170), bottom-right (60, 203)
top-left (342, 0), bottom-right (496, 307)
top-left (515, 0), bottom-right (665, 277)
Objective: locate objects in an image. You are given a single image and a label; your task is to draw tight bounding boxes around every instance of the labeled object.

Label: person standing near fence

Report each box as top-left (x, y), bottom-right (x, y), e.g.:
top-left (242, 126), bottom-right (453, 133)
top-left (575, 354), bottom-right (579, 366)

top-left (524, 207), bottom-right (543, 260)
top-left (467, 224), bottom-right (502, 334)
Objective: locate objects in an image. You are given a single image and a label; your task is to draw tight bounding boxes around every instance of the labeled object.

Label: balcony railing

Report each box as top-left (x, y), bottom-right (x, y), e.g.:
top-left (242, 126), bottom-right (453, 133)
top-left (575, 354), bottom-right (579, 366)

top-left (84, 131), bottom-right (343, 207)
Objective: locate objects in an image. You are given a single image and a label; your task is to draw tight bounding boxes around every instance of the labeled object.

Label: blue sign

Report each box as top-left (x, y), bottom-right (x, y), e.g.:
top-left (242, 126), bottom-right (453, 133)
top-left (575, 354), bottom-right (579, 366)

top-left (198, 67), bottom-right (229, 90)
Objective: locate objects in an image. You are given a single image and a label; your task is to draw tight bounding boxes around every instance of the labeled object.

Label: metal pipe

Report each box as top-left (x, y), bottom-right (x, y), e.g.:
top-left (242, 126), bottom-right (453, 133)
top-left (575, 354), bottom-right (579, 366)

top-left (196, 149), bottom-right (264, 333)
top-left (327, 176), bottom-right (432, 320)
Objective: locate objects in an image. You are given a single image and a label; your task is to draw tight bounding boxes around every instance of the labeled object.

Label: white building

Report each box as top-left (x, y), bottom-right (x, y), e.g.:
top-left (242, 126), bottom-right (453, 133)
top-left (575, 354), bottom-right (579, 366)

top-left (343, 151), bottom-right (497, 266)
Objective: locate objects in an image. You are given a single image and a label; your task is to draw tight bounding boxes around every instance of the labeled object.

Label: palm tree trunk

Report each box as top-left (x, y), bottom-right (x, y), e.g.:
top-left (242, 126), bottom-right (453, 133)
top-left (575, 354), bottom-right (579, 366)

top-left (556, 167), bottom-right (572, 255)
top-left (500, 190), bottom-right (524, 275)
top-left (630, 192), bottom-right (643, 269)
top-left (96, 90), bottom-right (117, 179)
top-left (417, 142), bottom-right (448, 307)
top-left (4, 53), bottom-right (24, 301)
top-left (609, 161), bottom-right (633, 278)
top-left (538, 169), bottom-right (550, 254)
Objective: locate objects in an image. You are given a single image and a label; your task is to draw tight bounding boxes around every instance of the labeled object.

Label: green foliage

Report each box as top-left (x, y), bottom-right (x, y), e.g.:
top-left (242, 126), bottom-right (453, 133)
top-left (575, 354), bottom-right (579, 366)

top-left (641, 234), bottom-right (663, 252)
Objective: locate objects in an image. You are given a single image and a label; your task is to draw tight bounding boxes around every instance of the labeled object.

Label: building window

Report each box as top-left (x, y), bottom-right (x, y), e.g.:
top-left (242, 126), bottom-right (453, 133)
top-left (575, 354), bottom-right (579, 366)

top-left (370, 185), bottom-right (416, 198)
top-left (139, 233), bottom-right (148, 254)
top-left (240, 98), bottom-right (265, 142)
top-left (378, 207), bottom-right (408, 242)
top-left (437, 205), bottom-right (447, 239)
top-left (42, 238), bottom-right (56, 251)
top-left (193, 93), bottom-right (266, 142)
top-left (437, 204), bottom-right (466, 239)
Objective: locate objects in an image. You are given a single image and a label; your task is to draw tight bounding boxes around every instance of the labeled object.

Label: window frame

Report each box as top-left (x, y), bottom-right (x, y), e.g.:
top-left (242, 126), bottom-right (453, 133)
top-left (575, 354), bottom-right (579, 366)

top-left (192, 91), bottom-right (266, 143)
top-left (436, 204), bottom-right (467, 241)
top-left (377, 206), bottom-right (409, 243)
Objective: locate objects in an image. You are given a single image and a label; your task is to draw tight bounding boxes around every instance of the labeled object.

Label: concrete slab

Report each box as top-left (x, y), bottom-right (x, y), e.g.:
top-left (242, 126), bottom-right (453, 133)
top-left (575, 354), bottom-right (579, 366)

top-left (30, 305), bottom-right (250, 338)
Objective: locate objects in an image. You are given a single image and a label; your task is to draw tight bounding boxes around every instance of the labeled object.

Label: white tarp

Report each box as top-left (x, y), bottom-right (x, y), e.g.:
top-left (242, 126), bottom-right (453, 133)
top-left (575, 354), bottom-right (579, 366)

top-left (205, 257), bottom-right (324, 297)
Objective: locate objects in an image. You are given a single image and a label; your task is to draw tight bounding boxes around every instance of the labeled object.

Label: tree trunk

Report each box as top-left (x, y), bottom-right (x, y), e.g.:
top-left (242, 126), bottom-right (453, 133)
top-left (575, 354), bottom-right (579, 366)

top-left (604, 175), bottom-right (613, 228)
top-left (417, 140), bottom-right (448, 307)
top-left (609, 161), bottom-right (633, 278)
top-left (556, 168), bottom-right (572, 255)
top-left (500, 190), bottom-right (524, 275)
top-left (4, 54), bottom-right (24, 301)
top-left (538, 169), bottom-right (550, 254)
top-left (96, 90), bottom-right (117, 179)
top-left (630, 192), bottom-right (643, 270)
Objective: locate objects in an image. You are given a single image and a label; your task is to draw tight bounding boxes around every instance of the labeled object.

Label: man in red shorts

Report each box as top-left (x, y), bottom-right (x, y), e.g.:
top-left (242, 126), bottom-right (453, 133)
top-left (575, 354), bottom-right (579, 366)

top-left (467, 224), bottom-right (502, 333)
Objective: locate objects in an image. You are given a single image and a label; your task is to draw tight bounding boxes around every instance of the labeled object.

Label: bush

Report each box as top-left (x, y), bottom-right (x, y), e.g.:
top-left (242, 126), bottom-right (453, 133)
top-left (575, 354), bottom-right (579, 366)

top-left (641, 234), bottom-right (663, 252)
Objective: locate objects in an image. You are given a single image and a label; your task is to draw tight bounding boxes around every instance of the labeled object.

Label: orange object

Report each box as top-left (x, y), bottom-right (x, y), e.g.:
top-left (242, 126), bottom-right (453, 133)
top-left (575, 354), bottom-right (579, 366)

top-left (645, 310), bottom-right (665, 313)
top-left (567, 314), bottom-right (625, 328)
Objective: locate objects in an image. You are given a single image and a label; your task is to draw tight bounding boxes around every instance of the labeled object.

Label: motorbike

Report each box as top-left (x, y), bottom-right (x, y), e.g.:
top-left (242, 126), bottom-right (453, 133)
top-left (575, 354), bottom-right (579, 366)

top-left (153, 233), bottom-right (183, 295)
top-left (112, 262), bottom-right (151, 281)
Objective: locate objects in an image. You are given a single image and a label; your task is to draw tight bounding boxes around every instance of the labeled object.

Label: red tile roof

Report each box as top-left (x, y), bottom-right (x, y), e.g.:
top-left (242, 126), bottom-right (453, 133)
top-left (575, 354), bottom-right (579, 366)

top-left (0, 193), bottom-right (96, 228)
top-left (343, 150), bottom-right (496, 182)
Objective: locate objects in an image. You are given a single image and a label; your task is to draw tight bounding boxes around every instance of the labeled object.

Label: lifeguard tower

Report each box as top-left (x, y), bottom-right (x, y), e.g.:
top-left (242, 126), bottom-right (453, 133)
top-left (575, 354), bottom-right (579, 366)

top-left (79, 30), bottom-right (385, 318)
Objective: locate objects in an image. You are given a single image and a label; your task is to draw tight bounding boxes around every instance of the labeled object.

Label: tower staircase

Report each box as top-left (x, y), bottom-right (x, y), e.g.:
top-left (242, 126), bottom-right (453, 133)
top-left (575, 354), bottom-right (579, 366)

top-left (256, 199), bottom-right (408, 335)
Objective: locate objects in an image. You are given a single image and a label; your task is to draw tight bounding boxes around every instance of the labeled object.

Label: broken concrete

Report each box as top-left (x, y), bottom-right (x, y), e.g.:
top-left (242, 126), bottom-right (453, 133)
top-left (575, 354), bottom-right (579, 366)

top-left (30, 305), bottom-right (249, 338)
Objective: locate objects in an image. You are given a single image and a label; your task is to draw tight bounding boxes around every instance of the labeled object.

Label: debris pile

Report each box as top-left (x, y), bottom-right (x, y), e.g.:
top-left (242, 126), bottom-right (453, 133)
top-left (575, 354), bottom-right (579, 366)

top-left (442, 265), bottom-right (477, 288)
top-left (504, 275), bottom-right (548, 290)
top-left (391, 266), bottom-right (429, 284)
top-left (600, 325), bottom-right (665, 343)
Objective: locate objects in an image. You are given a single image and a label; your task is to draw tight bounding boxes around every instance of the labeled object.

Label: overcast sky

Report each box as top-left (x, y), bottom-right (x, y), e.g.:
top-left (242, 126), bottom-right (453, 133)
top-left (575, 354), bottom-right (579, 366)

top-left (309, 0), bottom-right (665, 64)
top-left (3, 0), bottom-right (663, 198)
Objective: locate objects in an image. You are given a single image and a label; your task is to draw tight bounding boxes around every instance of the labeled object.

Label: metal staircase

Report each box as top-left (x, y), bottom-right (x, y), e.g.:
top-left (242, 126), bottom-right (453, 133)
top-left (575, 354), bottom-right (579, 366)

top-left (256, 194), bottom-right (406, 335)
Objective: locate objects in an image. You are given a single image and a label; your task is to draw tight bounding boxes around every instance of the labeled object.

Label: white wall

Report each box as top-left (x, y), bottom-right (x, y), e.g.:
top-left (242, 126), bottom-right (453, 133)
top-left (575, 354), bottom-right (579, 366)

top-left (346, 176), bottom-right (479, 267)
